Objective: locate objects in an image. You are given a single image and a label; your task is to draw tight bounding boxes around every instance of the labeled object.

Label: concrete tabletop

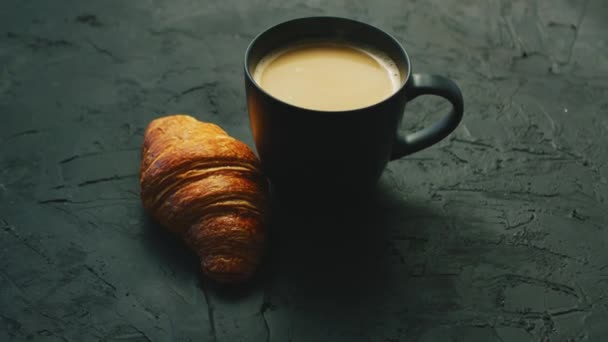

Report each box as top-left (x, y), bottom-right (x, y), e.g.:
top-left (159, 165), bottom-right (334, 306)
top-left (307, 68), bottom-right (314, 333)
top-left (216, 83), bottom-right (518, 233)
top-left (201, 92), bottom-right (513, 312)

top-left (1, 0), bottom-right (607, 341)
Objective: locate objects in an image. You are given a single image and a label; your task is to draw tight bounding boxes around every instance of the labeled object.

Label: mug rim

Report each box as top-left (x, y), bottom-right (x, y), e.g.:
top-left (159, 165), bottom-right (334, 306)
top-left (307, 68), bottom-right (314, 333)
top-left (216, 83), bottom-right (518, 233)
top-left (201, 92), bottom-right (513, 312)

top-left (243, 16), bottom-right (412, 114)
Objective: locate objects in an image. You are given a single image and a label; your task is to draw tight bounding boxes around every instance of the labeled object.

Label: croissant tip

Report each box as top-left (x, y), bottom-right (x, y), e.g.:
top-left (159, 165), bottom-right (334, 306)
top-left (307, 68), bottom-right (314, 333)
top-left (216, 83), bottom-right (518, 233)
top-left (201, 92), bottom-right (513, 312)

top-left (150, 113), bottom-right (194, 123)
top-left (201, 256), bottom-right (256, 284)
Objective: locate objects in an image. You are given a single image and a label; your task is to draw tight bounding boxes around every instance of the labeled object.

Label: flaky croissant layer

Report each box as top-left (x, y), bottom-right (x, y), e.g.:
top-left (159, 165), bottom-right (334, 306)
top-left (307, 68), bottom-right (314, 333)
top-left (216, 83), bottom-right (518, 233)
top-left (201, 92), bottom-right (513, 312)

top-left (140, 114), bottom-right (268, 283)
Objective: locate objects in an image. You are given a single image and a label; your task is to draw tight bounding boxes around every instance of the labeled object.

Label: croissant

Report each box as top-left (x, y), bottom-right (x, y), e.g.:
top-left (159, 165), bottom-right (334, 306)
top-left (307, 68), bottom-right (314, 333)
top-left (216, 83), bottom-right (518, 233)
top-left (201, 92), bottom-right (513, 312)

top-left (139, 114), bottom-right (268, 283)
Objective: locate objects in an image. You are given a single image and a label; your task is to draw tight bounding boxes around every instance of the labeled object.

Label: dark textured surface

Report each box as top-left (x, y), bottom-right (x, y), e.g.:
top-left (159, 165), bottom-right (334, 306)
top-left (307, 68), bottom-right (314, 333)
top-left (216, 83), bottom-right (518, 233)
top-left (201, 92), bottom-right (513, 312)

top-left (1, 0), bottom-right (608, 341)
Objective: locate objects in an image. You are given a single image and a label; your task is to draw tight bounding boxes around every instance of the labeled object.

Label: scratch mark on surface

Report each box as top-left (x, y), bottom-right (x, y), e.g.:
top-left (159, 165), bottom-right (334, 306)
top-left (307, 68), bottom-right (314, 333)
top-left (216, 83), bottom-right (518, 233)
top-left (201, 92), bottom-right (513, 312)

top-left (85, 265), bottom-right (118, 297)
top-left (35, 330), bottom-right (68, 342)
top-left (75, 14), bottom-right (103, 27)
top-left (37, 198), bottom-right (71, 204)
top-left (149, 27), bottom-right (203, 40)
top-left (441, 148), bottom-right (468, 164)
top-left (158, 66), bottom-right (201, 83)
top-left (0, 268), bottom-right (29, 299)
top-left (260, 278), bottom-right (276, 342)
top-left (167, 285), bottom-right (190, 305)
top-left (570, 209), bottom-right (589, 221)
top-left (180, 82), bottom-right (217, 96)
top-left (38, 197), bottom-right (137, 206)
top-left (514, 242), bottom-right (577, 261)
top-left (499, 274), bottom-right (578, 297)
top-left (113, 308), bottom-right (153, 342)
top-left (508, 81), bottom-right (525, 105)
top-left (1, 219), bottom-right (52, 264)
top-left (535, 102), bottom-right (555, 131)
top-left (113, 333), bottom-right (150, 340)
top-left (59, 155), bottom-right (79, 164)
top-left (505, 215), bottom-right (535, 230)
top-left (452, 137), bottom-right (496, 149)
top-left (438, 187), bottom-right (559, 199)
top-left (167, 82), bottom-right (218, 104)
top-left (549, 307), bottom-right (585, 317)
top-left (493, 327), bottom-right (506, 342)
top-left (3, 129), bottom-right (40, 142)
top-left (28, 37), bottom-right (75, 50)
top-left (58, 148), bottom-right (140, 165)
top-left (72, 202), bottom-right (139, 212)
top-left (40, 201), bottom-right (90, 223)
top-left (500, 1), bottom-right (525, 52)
top-left (510, 147), bottom-right (553, 156)
top-left (77, 174), bottom-right (137, 187)
top-left (462, 124), bottom-right (473, 139)
top-left (4, 32), bottom-right (75, 51)
top-left (200, 282), bottom-right (217, 342)
top-left (261, 301), bottom-right (271, 342)
top-left (86, 39), bottom-right (124, 63)
top-left (127, 325), bottom-right (152, 342)
top-left (0, 313), bottom-right (25, 337)
top-left (563, 0), bottom-right (590, 65)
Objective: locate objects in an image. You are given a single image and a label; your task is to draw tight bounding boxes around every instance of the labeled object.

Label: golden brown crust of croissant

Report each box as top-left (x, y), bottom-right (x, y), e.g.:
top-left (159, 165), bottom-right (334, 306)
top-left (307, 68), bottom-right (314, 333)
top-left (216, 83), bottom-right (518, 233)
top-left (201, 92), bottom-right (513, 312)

top-left (140, 114), bottom-right (268, 283)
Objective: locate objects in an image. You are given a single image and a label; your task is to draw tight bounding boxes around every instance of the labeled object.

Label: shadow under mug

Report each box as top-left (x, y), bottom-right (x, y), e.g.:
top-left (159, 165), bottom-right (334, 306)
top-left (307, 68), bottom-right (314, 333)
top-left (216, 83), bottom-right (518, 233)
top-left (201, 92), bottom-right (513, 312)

top-left (245, 17), bottom-right (464, 200)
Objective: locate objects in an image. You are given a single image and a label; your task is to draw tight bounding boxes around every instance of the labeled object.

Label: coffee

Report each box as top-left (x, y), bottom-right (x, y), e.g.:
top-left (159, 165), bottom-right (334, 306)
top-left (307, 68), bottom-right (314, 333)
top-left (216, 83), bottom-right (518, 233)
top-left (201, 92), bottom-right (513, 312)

top-left (253, 41), bottom-right (401, 111)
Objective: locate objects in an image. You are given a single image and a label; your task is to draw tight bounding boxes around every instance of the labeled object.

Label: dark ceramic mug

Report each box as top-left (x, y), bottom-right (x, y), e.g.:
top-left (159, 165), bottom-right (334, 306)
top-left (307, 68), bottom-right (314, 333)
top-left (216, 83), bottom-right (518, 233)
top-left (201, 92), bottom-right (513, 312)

top-left (245, 17), bottom-right (463, 198)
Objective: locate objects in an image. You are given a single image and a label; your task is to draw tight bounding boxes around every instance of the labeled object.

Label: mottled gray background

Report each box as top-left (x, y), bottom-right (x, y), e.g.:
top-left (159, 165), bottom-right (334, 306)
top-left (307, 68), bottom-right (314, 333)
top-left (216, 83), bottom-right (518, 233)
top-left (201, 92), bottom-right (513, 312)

top-left (1, 0), bottom-right (608, 341)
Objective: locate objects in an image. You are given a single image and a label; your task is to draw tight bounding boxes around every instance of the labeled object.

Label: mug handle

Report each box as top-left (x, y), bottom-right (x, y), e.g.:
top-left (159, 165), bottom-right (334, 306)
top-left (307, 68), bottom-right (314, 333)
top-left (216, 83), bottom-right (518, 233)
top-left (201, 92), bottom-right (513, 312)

top-left (391, 74), bottom-right (464, 159)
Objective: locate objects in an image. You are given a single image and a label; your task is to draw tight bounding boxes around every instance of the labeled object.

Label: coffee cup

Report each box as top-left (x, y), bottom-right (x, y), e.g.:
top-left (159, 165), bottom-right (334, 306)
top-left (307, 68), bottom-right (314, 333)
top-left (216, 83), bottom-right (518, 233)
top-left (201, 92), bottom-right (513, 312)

top-left (244, 17), bottom-right (463, 199)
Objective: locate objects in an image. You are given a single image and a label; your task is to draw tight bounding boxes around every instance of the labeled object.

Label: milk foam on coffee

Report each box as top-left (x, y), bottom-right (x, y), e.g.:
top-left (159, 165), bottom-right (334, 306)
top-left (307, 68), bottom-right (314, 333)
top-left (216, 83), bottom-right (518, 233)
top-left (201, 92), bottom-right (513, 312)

top-left (253, 41), bottom-right (401, 111)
